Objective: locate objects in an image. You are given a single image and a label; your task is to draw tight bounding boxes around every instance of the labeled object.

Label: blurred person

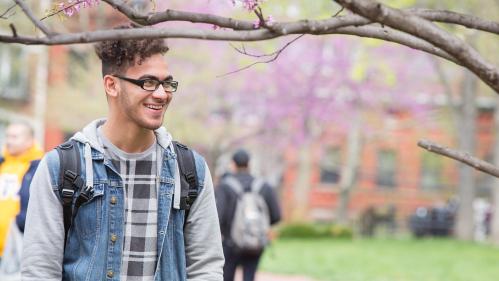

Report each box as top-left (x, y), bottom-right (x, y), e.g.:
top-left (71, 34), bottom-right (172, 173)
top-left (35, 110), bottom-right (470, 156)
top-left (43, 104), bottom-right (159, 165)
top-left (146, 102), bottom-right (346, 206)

top-left (0, 121), bottom-right (43, 276)
top-left (473, 198), bottom-right (492, 242)
top-left (215, 149), bottom-right (281, 281)
top-left (21, 24), bottom-right (223, 281)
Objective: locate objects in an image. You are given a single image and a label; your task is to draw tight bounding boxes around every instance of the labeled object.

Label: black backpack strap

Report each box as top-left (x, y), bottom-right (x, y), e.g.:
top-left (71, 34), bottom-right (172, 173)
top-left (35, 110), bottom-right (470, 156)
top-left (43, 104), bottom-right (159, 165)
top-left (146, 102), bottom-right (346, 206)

top-left (56, 140), bottom-right (85, 249)
top-left (173, 141), bottom-right (199, 212)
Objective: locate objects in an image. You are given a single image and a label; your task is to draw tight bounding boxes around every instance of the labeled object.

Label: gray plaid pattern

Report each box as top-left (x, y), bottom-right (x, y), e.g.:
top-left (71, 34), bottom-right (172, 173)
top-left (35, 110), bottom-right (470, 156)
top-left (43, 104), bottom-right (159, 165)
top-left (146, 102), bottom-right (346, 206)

top-left (99, 129), bottom-right (158, 281)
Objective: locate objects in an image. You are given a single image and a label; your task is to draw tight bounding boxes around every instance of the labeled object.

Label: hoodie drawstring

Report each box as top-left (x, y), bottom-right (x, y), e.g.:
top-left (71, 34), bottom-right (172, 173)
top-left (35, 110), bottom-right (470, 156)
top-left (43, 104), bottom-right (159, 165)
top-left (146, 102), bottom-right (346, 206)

top-left (170, 143), bottom-right (181, 210)
top-left (84, 142), bottom-right (93, 189)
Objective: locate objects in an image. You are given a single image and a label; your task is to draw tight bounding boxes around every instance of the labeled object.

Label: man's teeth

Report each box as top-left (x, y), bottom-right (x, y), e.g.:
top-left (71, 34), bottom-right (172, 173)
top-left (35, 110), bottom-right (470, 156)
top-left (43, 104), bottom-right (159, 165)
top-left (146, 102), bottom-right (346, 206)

top-left (146, 105), bottom-right (163, 110)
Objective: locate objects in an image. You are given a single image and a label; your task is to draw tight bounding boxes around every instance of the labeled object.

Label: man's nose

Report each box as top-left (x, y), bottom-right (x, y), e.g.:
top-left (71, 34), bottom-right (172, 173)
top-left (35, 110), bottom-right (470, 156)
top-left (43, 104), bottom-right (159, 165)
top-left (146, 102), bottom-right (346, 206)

top-left (151, 85), bottom-right (169, 99)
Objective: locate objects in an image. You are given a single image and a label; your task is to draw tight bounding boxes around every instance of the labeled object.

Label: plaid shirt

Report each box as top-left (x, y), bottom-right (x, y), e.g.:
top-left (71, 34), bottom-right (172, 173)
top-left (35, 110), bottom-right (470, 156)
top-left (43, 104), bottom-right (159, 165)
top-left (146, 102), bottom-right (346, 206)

top-left (99, 129), bottom-right (159, 281)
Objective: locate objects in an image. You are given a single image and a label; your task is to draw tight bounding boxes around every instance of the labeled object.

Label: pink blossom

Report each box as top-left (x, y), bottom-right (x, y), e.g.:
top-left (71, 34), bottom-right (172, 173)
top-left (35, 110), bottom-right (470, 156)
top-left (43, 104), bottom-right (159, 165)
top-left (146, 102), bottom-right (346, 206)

top-left (253, 19), bottom-right (260, 29)
top-left (266, 15), bottom-right (274, 26)
top-left (63, 7), bottom-right (75, 17)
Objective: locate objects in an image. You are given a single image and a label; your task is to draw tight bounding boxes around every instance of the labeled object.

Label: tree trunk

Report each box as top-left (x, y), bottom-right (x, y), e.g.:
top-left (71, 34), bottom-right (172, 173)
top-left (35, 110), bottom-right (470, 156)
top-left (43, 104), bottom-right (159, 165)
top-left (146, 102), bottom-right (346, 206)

top-left (291, 141), bottom-right (312, 221)
top-left (32, 0), bottom-right (51, 148)
top-left (455, 70), bottom-right (477, 240)
top-left (490, 98), bottom-right (499, 244)
top-left (337, 113), bottom-right (363, 225)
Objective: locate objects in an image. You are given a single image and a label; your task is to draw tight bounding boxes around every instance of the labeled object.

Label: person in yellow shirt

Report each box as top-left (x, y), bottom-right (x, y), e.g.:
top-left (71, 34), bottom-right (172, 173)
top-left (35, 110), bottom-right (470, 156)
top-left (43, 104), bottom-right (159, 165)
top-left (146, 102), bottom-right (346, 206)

top-left (0, 122), bottom-right (43, 260)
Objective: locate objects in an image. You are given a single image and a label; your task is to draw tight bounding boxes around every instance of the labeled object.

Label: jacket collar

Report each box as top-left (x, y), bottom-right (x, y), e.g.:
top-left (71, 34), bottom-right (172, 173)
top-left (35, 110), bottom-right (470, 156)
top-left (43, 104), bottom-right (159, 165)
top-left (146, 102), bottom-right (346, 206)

top-left (70, 118), bottom-right (173, 154)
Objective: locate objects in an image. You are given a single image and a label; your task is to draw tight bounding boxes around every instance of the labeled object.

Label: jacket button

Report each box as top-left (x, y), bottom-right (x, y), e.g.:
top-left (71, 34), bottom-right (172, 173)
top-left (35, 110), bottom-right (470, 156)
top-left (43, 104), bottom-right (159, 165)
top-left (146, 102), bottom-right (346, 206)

top-left (110, 234), bottom-right (117, 242)
top-left (110, 196), bottom-right (117, 205)
top-left (107, 270), bottom-right (114, 278)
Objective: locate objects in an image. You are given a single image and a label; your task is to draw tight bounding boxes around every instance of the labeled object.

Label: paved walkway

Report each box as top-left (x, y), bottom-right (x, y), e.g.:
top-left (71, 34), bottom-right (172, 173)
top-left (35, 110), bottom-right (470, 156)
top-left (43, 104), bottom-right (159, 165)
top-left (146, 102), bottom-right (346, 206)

top-left (235, 270), bottom-right (316, 281)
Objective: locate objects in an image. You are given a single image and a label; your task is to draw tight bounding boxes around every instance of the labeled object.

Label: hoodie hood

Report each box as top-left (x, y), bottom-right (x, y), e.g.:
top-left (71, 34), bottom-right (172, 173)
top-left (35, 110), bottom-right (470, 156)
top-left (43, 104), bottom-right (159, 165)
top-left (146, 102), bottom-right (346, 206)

top-left (68, 118), bottom-right (174, 190)
top-left (71, 118), bottom-right (173, 153)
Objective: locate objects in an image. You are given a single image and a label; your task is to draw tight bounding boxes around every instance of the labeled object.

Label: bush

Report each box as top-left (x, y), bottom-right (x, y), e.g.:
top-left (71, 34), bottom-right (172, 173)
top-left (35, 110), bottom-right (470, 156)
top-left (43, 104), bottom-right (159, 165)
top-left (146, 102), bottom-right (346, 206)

top-left (278, 223), bottom-right (353, 239)
top-left (329, 224), bottom-right (353, 239)
top-left (278, 223), bottom-right (323, 238)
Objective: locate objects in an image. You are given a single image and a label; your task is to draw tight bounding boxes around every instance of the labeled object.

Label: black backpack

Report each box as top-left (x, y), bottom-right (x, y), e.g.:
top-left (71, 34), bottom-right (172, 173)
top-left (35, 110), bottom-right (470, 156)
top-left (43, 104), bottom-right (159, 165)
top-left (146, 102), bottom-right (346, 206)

top-left (55, 139), bottom-right (199, 247)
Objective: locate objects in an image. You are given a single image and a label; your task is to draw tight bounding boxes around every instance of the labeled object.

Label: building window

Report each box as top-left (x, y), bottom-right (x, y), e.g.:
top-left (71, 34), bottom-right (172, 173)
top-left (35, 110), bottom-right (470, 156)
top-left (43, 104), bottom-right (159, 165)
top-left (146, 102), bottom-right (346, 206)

top-left (320, 146), bottom-right (341, 184)
top-left (0, 45), bottom-right (28, 100)
top-left (420, 152), bottom-right (443, 191)
top-left (376, 150), bottom-right (396, 188)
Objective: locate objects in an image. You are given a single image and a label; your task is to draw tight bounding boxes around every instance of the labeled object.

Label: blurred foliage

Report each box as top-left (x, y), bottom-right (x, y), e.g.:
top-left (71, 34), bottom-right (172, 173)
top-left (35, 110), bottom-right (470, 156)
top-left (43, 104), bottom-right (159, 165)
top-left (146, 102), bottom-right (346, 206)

top-left (278, 223), bottom-right (353, 239)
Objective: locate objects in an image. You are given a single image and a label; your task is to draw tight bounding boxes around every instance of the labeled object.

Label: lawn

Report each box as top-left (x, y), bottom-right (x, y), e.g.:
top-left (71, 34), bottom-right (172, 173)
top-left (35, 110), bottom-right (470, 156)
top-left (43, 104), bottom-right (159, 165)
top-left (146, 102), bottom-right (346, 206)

top-left (259, 238), bottom-right (499, 281)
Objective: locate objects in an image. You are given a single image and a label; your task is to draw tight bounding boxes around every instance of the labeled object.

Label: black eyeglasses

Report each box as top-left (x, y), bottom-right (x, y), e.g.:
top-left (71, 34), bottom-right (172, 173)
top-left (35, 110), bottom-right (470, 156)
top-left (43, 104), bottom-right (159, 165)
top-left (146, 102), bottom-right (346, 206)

top-left (114, 75), bottom-right (179, 92)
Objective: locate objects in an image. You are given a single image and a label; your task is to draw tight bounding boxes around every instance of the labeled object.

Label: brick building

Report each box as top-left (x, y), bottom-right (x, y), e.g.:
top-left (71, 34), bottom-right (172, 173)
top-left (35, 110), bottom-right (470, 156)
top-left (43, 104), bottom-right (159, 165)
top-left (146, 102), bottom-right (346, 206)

top-left (279, 104), bottom-right (495, 228)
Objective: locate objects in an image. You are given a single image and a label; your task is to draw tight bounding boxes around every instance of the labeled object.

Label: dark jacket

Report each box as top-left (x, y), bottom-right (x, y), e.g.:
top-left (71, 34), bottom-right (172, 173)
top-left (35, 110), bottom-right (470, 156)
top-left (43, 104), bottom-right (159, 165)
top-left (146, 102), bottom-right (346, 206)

top-left (215, 171), bottom-right (281, 244)
top-left (15, 160), bottom-right (40, 233)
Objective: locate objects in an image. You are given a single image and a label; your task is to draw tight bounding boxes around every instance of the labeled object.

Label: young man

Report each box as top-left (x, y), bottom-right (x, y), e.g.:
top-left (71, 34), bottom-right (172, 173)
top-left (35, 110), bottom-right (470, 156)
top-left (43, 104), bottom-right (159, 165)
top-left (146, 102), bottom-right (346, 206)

top-left (21, 26), bottom-right (224, 281)
top-left (215, 149), bottom-right (281, 281)
top-left (0, 122), bottom-right (43, 272)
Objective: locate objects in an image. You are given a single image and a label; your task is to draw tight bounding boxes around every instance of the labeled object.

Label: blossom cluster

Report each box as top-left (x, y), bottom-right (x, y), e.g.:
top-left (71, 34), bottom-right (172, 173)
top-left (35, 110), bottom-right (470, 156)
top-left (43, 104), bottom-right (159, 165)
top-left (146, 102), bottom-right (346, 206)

top-left (45, 0), bottom-right (100, 19)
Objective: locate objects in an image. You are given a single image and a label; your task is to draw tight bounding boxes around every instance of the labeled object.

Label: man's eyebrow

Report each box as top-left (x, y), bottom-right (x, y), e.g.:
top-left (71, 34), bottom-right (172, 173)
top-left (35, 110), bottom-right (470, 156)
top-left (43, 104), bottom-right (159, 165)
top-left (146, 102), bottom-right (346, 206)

top-left (138, 74), bottom-right (159, 80)
top-left (138, 74), bottom-right (173, 81)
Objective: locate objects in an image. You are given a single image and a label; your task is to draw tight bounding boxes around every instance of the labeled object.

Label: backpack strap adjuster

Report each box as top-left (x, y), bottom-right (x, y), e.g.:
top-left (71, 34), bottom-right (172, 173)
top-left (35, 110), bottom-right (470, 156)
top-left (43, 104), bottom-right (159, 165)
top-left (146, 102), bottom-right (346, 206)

top-left (61, 188), bottom-right (75, 205)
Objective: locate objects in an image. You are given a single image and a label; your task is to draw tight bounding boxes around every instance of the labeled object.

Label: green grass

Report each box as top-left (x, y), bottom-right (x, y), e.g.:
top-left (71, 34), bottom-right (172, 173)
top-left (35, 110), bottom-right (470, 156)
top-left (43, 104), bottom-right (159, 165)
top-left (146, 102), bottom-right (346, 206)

top-left (259, 238), bottom-right (499, 281)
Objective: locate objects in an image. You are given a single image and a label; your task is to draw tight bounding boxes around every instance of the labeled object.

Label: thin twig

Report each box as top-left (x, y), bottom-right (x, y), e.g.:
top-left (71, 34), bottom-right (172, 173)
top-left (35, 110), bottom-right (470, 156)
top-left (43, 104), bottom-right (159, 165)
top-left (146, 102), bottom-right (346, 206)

top-left (0, 3), bottom-right (17, 19)
top-left (10, 23), bottom-right (17, 37)
top-left (253, 6), bottom-right (265, 28)
top-left (229, 34), bottom-right (304, 58)
top-left (218, 34), bottom-right (305, 77)
top-left (39, 0), bottom-right (88, 21)
top-left (333, 7), bottom-right (345, 17)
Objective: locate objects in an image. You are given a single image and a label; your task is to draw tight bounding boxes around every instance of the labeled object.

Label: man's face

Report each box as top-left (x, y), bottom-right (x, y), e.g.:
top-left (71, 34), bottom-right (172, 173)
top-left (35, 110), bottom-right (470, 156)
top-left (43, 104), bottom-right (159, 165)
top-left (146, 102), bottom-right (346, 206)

top-left (5, 124), bottom-right (33, 156)
top-left (115, 54), bottom-right (173, 130)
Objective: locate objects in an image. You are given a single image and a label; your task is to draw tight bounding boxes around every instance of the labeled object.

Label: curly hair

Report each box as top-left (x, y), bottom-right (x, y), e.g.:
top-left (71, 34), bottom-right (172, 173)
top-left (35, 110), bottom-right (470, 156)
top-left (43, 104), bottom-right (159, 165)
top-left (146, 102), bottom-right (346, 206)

top-left (94, 24), bottom-right (169, 76)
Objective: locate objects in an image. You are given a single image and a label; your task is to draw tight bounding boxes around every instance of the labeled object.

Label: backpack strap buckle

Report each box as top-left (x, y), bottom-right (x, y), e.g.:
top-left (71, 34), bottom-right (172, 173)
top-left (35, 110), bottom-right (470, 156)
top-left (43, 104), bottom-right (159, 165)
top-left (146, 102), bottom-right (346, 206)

top-left (61, 170), bottom-right (84, 205)
top-left (75, 185), bottom-right (94, 208)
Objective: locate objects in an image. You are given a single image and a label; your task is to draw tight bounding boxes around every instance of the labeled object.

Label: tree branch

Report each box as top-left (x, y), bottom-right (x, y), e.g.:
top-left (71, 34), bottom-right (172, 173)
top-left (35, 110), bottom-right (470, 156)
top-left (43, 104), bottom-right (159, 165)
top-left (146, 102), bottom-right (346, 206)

top-left (102, 0), bottom-right (499, 36)
top-left (418, 139), bottom-right (499, 178)
top-left (14, 0), bottom-right (52, 36)
top-left (102, 0), bottom-right (149, 24)
top-left (335, 0), bottom-right (499, 93)
top-left (0, 22), bottom-right (458, 65)
top-left (410, 8), bottom-right (499, 35)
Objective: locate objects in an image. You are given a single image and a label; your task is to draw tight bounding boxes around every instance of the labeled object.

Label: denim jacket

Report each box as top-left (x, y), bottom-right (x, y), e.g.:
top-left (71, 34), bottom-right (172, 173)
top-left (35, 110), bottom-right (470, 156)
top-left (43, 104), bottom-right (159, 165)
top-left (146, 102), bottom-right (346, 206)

top-left (21, 119), bottom-right (224, 281)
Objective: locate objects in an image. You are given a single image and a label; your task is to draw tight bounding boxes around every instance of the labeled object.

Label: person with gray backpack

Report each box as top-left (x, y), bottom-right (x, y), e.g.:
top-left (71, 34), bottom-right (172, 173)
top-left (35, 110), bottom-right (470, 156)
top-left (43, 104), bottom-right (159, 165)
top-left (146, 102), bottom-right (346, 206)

top-left (215, 149), bottom-right (281, 281)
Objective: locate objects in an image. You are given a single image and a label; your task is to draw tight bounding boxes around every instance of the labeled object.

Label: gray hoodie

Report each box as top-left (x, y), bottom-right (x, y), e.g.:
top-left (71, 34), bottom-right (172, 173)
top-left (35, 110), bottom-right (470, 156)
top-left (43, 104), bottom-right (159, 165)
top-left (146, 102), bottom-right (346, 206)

top-left (21, 119), bottom-right (224, 281)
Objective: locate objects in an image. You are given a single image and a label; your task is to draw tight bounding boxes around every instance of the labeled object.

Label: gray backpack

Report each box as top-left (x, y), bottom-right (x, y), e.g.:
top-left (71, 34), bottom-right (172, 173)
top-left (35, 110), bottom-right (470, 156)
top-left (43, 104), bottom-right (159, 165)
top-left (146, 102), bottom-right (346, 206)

top-left (225, 176), bottom-right (270, 253)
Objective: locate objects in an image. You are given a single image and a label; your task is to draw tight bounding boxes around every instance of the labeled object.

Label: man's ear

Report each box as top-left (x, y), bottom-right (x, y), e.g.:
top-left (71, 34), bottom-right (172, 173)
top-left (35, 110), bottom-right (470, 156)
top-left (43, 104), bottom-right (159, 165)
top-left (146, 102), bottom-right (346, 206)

top-left (103, 75), bottom-right (120, 98)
